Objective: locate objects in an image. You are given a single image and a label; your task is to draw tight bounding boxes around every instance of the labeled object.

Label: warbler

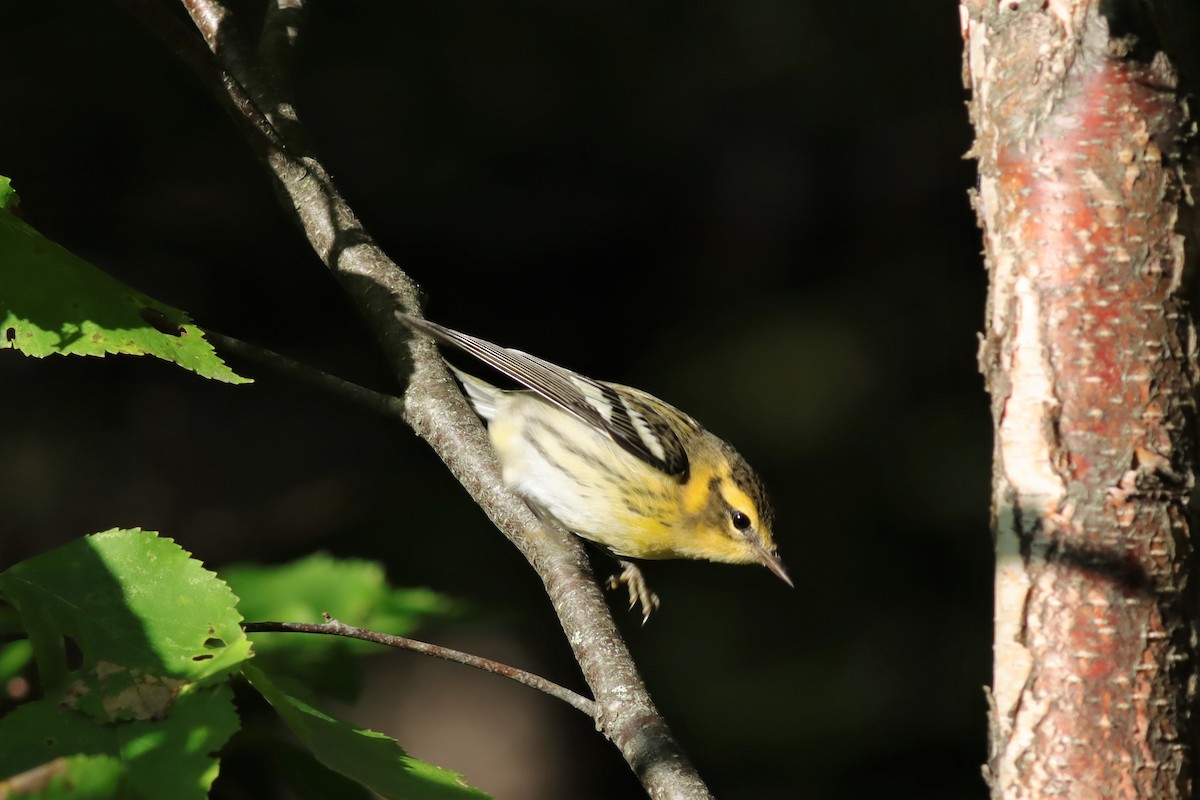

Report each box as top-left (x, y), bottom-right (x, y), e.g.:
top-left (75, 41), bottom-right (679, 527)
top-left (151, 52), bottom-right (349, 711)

top-left (397, 313), bottom-right (792, 619)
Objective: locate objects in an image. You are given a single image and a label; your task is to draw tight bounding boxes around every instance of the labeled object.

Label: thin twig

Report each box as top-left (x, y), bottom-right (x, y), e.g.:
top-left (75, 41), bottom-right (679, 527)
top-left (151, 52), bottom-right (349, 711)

top-left (180, 0), bottom-right (226, 52)
top-left (201, 328), bottom-right (405, 418)
top-left (243, 617), bottom-right (596, 717)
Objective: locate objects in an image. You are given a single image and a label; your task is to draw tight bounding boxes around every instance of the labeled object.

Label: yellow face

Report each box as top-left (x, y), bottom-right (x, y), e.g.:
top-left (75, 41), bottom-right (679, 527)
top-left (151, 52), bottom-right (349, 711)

top-left (677, 445), bottom-right (791, 585)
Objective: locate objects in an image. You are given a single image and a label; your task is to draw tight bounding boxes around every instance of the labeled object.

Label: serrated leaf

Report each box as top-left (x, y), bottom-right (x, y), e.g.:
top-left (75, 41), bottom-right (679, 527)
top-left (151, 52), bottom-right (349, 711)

top-left (1, 754), bottom-right (123, 799)
top-left (224, 554), bottom-right (460, 700)
top-left (0, 205), bottom-right (250, 383)
top-left (243, 665), bottom-right (488, 800)
top-left (0, 529), bottom-right (252, 714)
top-left (0, 684), bottom-right (239, 800)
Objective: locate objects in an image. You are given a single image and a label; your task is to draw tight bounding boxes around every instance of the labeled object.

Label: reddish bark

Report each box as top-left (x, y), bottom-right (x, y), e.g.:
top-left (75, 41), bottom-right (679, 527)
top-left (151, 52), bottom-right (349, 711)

top-left (963, 1), bottom-right (1197, 797)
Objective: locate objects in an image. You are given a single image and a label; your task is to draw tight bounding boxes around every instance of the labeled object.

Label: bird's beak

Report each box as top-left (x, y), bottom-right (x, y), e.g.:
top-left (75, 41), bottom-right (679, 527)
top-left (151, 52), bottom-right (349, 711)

top-left (753, 543), bottom-right (794, 588)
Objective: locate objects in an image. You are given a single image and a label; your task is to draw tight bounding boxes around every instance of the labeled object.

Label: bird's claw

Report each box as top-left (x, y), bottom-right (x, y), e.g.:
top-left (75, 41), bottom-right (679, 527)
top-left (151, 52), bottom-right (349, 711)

top-left (607, 561), bottom-right (661, 624)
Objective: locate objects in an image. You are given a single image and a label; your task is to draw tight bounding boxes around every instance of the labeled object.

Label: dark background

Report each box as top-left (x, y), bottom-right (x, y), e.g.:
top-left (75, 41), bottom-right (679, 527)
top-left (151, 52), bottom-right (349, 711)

top-left (1, 2), bottom-right (989, 798)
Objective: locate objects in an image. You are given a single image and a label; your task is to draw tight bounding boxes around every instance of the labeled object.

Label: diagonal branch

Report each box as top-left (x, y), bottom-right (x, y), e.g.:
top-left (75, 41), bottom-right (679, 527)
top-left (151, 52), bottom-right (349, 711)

top-left (116, 1), bottom-right (712, 796)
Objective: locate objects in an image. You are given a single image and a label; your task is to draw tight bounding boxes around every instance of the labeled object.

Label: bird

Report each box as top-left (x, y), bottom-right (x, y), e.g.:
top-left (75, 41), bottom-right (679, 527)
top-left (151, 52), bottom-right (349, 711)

top-left (397, 312), bottom-right (791, 620)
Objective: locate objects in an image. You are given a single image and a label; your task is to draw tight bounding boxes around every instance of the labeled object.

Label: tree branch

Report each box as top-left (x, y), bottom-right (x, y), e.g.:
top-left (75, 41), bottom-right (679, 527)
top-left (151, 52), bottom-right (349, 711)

top-left (117, 1), bottom-right (712, 796)
top-left (243, 616), bottom-right (596, 716)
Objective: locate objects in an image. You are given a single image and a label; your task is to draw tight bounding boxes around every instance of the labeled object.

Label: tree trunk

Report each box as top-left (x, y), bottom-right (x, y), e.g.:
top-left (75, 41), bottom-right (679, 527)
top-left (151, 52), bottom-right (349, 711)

top-left (962, 1), bottom-right (1199, 797)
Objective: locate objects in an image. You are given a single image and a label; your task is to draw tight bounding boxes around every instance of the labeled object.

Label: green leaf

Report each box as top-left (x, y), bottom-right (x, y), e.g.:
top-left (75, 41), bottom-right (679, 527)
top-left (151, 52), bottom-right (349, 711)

top-left (1, 754), bottom-right (123, 799)
top-left (225, 554), bottom-right (458, 635)
top-left (0, 684), bottom-right (240, 800)
top-left (0, 640), bottom-right (33, 686)
top-left (224, 554), bottom-right (460, 699)
top-left (0, 529), bottom-right (252, 713)
top-left (0, 176), bottom-right (17, 212)
top-left (243, 665), bottom-right (488, 800)
top-left (0, 205), bottom-right (250, 383)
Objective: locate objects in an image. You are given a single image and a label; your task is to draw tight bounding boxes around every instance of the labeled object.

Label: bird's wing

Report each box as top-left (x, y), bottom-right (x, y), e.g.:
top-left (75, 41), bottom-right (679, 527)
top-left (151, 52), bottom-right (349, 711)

top-left (397, 313), bottom-right (693, 477)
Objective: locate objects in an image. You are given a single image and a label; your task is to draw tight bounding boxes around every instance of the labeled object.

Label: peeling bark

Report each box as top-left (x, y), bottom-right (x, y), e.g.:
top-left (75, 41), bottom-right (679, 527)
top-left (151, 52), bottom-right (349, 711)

top-left (962, 1), bottom-right (1198, 797)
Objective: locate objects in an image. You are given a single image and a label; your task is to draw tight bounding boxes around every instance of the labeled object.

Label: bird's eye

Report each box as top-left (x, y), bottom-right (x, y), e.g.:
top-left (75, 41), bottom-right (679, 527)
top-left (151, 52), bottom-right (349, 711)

top-left (731, 511), bottom-right (752, 531)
